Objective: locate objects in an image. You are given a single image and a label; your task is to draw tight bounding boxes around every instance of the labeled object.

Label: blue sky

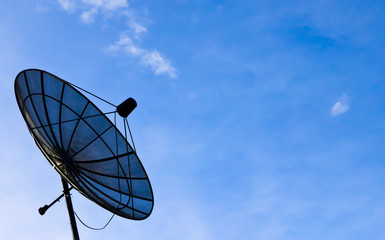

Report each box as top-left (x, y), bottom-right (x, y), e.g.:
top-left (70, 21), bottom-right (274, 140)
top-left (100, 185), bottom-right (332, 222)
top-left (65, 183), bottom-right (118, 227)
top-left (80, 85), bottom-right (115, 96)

top-left (1, 0), bottom-right (385, 239)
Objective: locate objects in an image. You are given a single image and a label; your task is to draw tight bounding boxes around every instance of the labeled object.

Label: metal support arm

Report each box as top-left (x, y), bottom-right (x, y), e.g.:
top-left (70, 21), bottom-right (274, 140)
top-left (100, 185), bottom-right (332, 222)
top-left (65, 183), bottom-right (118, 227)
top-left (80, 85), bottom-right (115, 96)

top-left (62, 178), bottom-right (80, 240)
top-left (38, 186), bottom-right (73, 215)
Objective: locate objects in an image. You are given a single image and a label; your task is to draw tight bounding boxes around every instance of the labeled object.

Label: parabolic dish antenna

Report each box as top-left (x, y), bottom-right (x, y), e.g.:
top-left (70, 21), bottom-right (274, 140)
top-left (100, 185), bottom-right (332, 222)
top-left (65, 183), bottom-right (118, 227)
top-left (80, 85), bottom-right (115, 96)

top-left (15, 69), bottom-right (153, 239)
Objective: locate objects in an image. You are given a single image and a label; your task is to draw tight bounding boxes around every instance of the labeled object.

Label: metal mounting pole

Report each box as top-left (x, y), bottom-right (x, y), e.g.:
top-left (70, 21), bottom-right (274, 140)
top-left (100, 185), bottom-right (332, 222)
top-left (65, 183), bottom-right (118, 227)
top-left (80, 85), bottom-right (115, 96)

top-left (62, 178), bottom-right (80, 240)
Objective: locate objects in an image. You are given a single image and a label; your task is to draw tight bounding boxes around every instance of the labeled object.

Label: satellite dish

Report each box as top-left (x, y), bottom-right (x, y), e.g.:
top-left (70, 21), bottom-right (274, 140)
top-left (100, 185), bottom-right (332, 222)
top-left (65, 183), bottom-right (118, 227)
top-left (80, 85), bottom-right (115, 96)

top-left (15, 69), bottom-right (154, 239)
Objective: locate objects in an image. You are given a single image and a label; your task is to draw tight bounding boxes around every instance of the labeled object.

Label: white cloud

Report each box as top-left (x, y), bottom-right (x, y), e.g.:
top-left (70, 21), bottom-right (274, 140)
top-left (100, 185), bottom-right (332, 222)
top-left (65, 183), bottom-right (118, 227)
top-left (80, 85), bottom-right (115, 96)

top-left (81, 0), bottom-right (103, 8)
top-left (58, 0), bottom-right (128, 16)
top-left (58, 0), bottom-right (76, 12)
top-left (142, 50), bottom-right (177, 78)
top-left (129, 22), bottom-right (147, 39)
top-left (80, 7), bottom-right (98, 23)
top-left (81, 0), bottom-right (127, 11)
top-left (108, 35), bottom-right (177, 78)
top-left (103, 0), bottom-right (127, 10)
top-left (58, 0), bottom-right (177, 78)
top-left (331, 93), bottom-right (350, 116)
top-left (107, 34), bottom-right (144, 56)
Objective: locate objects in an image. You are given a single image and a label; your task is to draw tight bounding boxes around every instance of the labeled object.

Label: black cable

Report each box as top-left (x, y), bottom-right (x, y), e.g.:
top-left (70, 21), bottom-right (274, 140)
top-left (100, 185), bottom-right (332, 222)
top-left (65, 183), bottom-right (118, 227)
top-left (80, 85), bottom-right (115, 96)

top-left (115, 112), bottom-right (124, 206)
top-left (125, 118), bottom-right (136, 152)
top-left (68, 86), bottom-right (137, 227)
top-left (68, 82), bottom-right (117, 107)
top-left (123, 112), bottom-right (134, 217)
top-left (72, 112), bottom-right (118, 231)
top-left (73, 210), bottom-right (115, 231)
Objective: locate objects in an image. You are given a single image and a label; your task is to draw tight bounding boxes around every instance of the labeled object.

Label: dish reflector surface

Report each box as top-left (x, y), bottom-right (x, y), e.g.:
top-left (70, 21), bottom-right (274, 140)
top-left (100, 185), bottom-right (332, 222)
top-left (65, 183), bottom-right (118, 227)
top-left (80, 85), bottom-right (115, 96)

top-left (15, 69), bottom-right (153, 220)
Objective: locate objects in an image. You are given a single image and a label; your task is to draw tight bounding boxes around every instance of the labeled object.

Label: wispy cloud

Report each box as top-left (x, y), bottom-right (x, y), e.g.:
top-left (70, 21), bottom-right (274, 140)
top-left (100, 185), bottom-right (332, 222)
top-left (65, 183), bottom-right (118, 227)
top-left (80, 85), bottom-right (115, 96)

top-left (57, 0), bottom-right (177, 78)
top-left (331, 93), bottom-right (350, 116)
top-left (58, 0), bottom-right (76, 12)
top-left (78, 0), bottom-right (127, 24)
top-left (80, 7), bottom-right (98, 23)
top-left (129, 22), bottom-right (147, 39)
top-left (107, 34), bottom-right (177, 78)
top-left (107, 34), bottom-right (144, 56)
top-left (82, 0), bottom-right (128, 10)
top-left (58, 0), bottom-right (129, 23)
top-left (142, 51), bottom-right (177, 78)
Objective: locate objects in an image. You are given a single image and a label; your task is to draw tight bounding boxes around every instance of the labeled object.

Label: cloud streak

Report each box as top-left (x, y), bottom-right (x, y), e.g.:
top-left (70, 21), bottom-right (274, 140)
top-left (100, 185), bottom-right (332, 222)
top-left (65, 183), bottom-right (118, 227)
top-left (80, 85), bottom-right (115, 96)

top-left (331, 93), bottom-right (350, 116)
top-left (142, 51), bottom-right (177, 78)
top-left (57, 0), bottom-right (177, 78)
top-left (107, 35), bottom-right (177, 78)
